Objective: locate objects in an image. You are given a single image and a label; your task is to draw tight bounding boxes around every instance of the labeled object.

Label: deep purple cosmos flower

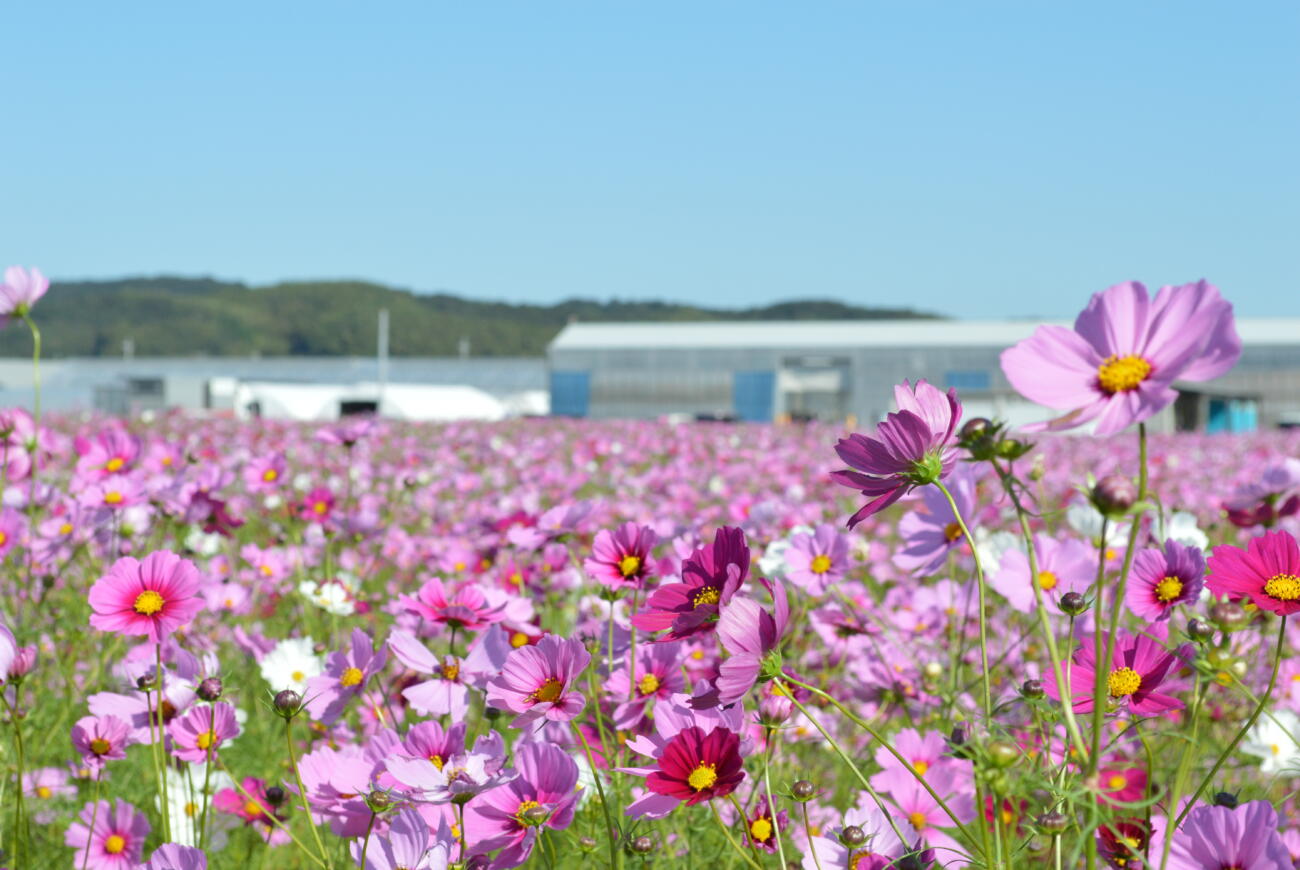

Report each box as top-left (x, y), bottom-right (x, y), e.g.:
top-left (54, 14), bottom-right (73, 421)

top-left (1001, 280), bottom-right (1240, 435)
top-left (1162, 800), bottom-right (1291, 869)
top-left (1126, 539), bottom-right (1206, 622)
top-left (632, 526), bottom-right (749, 641)
top-left (585, 521), bottom-right (657, 591)
top-left (1206, 530), bottom-right (1300, 617)
top-left (465, 742), bottom-right (582, 868)
top-left (485, 634), bottom-right (590, 730)
top-left (831, 380), bottom-right (962, 527)
top-left (1046, 626), bottom-right (1192, 715)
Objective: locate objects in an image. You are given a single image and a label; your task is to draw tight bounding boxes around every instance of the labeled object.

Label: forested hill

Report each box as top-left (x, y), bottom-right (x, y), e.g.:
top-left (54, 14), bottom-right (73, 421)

top-left (0, 277), bottom-right (943, 357)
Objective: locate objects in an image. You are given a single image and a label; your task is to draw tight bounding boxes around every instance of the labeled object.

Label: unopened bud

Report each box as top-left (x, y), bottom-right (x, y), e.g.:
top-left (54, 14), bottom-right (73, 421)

top-left (791, 780), bottom-right (816, 801)
top-left (197, 678), bottom-right (223, 702)
top-left (630, 836), bottom-right (654, 854)
top-left (840, 825), bottom-right (867, 847)
top-left (1036, 811), bottom-right (1069, 833)
top-left (264, 786), bottom-right (286, 806)
top-left (1020, 679), bottom-right (1044, 699)
top-left (1187, 619), bottom-right (1215, 643)
top-left (1059, 592), bottom-right (1088, 615)
top-left (1213, 791), bottom-right (1238, 809)
top-left (272, 690), bottom-right (303, 719)
top-left (1210, 601), bottom-right (1248, 630)
top-left (1092, 475), bottom-right (1138, 516)
top-left (987, 741), bottom-right (1019, 768)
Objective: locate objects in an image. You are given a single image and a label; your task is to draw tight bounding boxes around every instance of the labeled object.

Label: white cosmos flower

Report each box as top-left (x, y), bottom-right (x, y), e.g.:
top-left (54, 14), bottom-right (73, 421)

top-left (157, 762), bottom-right (236, 850)
top-left (1241, 709), bottom-right (1300, 775)
top-left (1067, 502), bottom-right (1130, 549)
top-left (298, 579), bottom-right (355, 616)
top-left (260, 637), bottom-right (324, 694)
top-left (1158, 510), bottom-right (1209, 553)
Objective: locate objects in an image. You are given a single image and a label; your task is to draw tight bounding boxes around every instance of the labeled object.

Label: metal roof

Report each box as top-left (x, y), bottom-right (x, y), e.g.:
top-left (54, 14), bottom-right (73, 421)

top-left (549, 318), bottom-right (1300, 351)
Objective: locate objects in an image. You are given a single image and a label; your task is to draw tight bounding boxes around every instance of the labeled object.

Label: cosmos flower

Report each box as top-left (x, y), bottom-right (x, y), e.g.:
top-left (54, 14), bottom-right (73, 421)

top-left (1163, 800), bottom-right (1292, 870)
top-left (0, 265), bottom-right (49, 324)
top-left (88, 551), bottom-right (205, 644)
top-left (465, 742), bottom-right (582, 868)
top-left (485, 634), bottom-right (590, 730)
top-left (70, 715), bottom-right (133, 772)
top-left (1125, 539), bottom-right (1206, 622)
top-left (1239, 709), bottom-right (1300, 775)
top-left (64, 799), bottom-right (150, 870)
top-left (990, 533), bottom-right (1094, 613)
top-left (398, 578), bottom-right (508, 631)
top-left (258, 636), bottom-right (324, 695)
top-left (785, 524), bottom-right (850, 594)
top-left (607, 640), bottom-right (685, 730)
top-left (138, 844), bottom-right (209, 870)
top-left (584, 522), bottom-right (657, 591)
top-left (703, 578), bottom-right (789, 707)
top-left (892, 467), bottom-right (977, 578)
top-left (304, 628), bottom-right (388, 724)
top-left (641, 726), bottom-right (745, 812)
top-left (740, 795), bottom-right (789, 853)
top-left (167, 702), bottom-right (240, 763)
top-left (350, 806), bottom-right (451, 870)
top-left (387, 630), bottom-right (477, 719)
top-left (1000, 280), bottom-right (1240, 435)
top-left (800, 802), bottom-right (918, 870)
top-left (831, 380), bottom-right (962, 527)
top-left (632, 526), bottom-right (750, 641)
top-left (1046, 627), bottom-right (1192, 715)
top-left (1206, 530), bottom-right (1300, 616)
top-left (212, 777), bottom-right (289, 844)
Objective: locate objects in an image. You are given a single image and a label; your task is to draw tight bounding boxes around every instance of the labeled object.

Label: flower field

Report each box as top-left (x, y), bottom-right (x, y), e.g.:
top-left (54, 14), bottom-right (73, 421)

top-left (2, 272), bottom-right (1300, 869)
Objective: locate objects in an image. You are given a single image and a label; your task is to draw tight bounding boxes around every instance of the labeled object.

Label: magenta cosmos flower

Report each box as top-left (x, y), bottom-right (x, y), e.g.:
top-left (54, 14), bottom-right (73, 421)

top-left (71, 715), bottom-right (132, 773)
top-left (584, 521), bottom-right (657, 591)
top-left (1001, 280), bottom-right (1240, 435)
top-left (465, 741), bottom-right (582, 868)
top-left (1206, 530), bottom-right (1300, 616)
top-left (399, 578), bottom-right (508, 631)
top-left (1163, 800), bottom-right (1292, 870)
top-left (643, 725), bottom-right (745, 809)
top-left (88, 551), bottom-right (205, 644)
top-left (831, 380), bottom-right (962, 527)
top-left (632, 526), bottom-right (749, 641)
top-left (64, 799), bottom-right (150, 870)
top-left (1126, 539), bottom-right (1206, 622)
top-left (485, 634), bottom-right (590, 730)
top-left (1046, 627), bottom-right (1192, 715)
top-left (0, 265), bottom-right (49, 323)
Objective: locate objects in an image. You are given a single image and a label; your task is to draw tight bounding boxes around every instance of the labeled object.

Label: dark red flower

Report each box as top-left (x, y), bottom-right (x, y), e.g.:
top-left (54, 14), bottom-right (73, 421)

top-left (632, 527), bottom-right (749, 641)
top-left (645, 726), bottom-right (745, 806)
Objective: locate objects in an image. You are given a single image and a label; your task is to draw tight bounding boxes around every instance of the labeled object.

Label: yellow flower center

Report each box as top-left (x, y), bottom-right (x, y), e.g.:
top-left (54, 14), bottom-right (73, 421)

top-left (104, 834), bottom-right (127, 854)
top-left (262, 468), bottom-right (278, 482)
top-left (618, 555), bottom-right (642, 577)
top-left (1036, 571), bottom-right (1058, 591)
top-left (943, 522), bottom-right (963, 542)
top-left (312, 500), bottom-right (328, 515)
top-left (1107, 774), bottom-right (1128, 790)
top-left (290, 669), bottom-right (306, 683)
top-left (104, 491), bottom-right (124, 505)
top-left (687, 763), bottom-right (718, 791)
top-left (638, 673), bottom-right (661, 696)
top-left (1155, 576), bottom-right (1184, 602)
top-left (133, 590), bottom-right (165, 615)
top-left (441, 661), bottom-right (460, 681)
top-left (692, 586), bottom-right (721, 607)
top-left (912, 759), bottom-right (929, 776)
top-left (908, 811), bottom-right (927, 830)
top-left (89, 737), bottom-right (112, 755)
top-left (429, 753), bottom-right (445, 770)
top-left (1264, 573), bottom-right (1300, 602)
top-left (244, 800), bottom-right (263, 816)
top-left (36, 785), bottom-right (52, 799)
top-left (1097, 354), bottom-right (1152, 394)
top-left (531, 677), bottom-right (563, 703)
top-left (810, 554), bottom-right (832, 574)
top-left (59, 522), bottom-right (73, 535)
top-left (1108, 667), bottom-right (1142, 697)
top-left (184, 801), bottom-right (198, 817)
top-left (515, 799), bottom-right (542, 822)
top-left (196, 730), bottom-right (217, 750)
top-left (750, 817), bottom-right (773, 842)
top-left (340, 667), bottom-right (364, 687)
top-left (510, 631), bottom-right (530, 648)
top-left (453, 561), bottom-right (466, 572)
top-left (105, 457), bottom-right (125, 472)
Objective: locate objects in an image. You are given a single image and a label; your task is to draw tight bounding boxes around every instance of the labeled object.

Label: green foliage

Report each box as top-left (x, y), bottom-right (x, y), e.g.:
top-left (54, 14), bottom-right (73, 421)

top-left (0, 277), bottom-right (943, 358)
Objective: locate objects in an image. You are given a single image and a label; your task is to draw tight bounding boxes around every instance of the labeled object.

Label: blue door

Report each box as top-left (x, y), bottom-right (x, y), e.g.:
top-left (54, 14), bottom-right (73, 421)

top-left (733, 371), bottom-right (775, 422)
top-left (550, 371), bottom-right (590, 417)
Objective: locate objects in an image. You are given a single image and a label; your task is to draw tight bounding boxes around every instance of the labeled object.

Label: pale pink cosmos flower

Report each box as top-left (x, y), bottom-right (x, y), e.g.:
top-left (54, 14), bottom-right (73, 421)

top-left (167, 702), bottom-right (240, 763)
top-left (64, 799), bottom-right (150, 870)
top-left (70, 715), bottom-right (133, 773)
top-left (0, 265), bottom-right (49, 324)
top-left (88, 551), bottom-right (205, 644)
top-left (485, 634), bottom-right (590, 730)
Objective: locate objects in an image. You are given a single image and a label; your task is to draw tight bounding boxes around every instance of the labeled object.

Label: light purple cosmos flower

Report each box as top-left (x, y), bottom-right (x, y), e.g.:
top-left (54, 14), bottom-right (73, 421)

top-left (295, 744), bottom-right (379, 836)
top-left (701, 578), bottom-right (789, 708)
top-left (64, 799), bottom-right (150, 870)
top-left (1001, 280), bottom-right (1241, 435)
top-left (892, 466), bottom-right (977, 577)
top-left (0, 265), bottom-right (49, 324)
top-left (387, 631), bottom-right (477, 719)
top-left (1125, 539), bottom-right (1206, 622)
top-left (1163, 800), bottom-right (1291, 869)
top-left (607, 640), bottom-right (685, 729)
top-left (990, 533), bottom-right (1093, 613)
top-left (784, 524), bottom-right (850, 595)
top-left (485, 634), bottom-right (590, 730)
top-left (386, 732), bottom-right (513, 806)
top-left (350, 806), bottom-right (451, 870)
top-left (304, 628), bottom-right (388, 724)
top-left (801, 803), bottom-right (918, 870)
top-left (831, 380), bottom-right (962, 527)
top-left (139, 843), bottom-right (208, 870)
top-left (465, 742), bottom-right (582, 868)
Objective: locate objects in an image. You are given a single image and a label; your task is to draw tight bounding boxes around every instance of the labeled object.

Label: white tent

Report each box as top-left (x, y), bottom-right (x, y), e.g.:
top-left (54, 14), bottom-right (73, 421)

top-left (231, 381), bottom-right (508, 422)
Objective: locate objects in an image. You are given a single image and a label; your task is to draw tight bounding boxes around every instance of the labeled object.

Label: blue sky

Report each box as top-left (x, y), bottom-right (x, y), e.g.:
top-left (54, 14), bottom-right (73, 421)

top-left (3, 1), bottom-right (1296, 318)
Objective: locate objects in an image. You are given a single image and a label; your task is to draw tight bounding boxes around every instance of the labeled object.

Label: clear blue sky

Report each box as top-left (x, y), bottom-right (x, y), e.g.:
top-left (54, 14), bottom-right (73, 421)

top-left (4, 1), bottom-right (1296, 318)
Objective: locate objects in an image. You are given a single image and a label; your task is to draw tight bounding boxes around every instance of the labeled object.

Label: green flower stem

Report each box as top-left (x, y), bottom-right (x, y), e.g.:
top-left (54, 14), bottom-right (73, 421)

top-left (1174, 615), bottom-right (1288, 831)
top-left (358, 811), bottom-right (377, 870)
top-left (759, 734), bottom-right (788, 869)
top-left (572, 721), bottom-right (621, 870)
top-left (2, 687), bottom-right (28, 869)
top-left (802, 802), bottom-right (826, 870)
top-left (710, 799), bottom-right (763, 870)
top-left (80, 775), bottom-right (102, 870)
top-left (155, 644), bottom-right (172, 842)
top-left (933, 479), bottom-right (993, 725)
top-left (285, 718), bottom-right (331, 866)
top-left (214, 756), bottom-right (329, 869)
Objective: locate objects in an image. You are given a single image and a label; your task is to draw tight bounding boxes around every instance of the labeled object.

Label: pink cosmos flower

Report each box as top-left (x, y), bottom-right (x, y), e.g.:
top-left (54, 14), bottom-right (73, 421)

top-left (703, 578), bottom-right (789, 707)
top-left (1000, 280), bottom-right (1240, 435)
top-left (801, 803), bottom-right (918, 870)
top-left (398, 578), bottom-right (508, 631)
top-left (831, 380), bottom-right (962, 527)
top-left (244, 453), bottom-right (287, 493)
top-left (75, 427), bottom-right (141, 479)
top-left (70, 715), bottom-right (133, 773)
top-left (1206, 530), bottom-right (1300, 616)
top-left (990, 534), bottom-right (1094, 613)
top-left (64, 799), bottom-right (150, 870)
top-left (875, 767), bottom-right (976, 862)
top-left (785, 524), bottom-right (850, 595)
top-left (584, 522), bottom-right (657, 591)
top-left (1126, 539), bottom-right (1206, 622)
top-left (1097, 764), bottom-right (1146, 808)
top-left (80, 474), bottom-right (146, 512)
top-left (465, 741), bottom-right (582, 868)
top-left (0, 265), bottom-right (49, 323)
top-left (297, 486), bottom-right (336, 522)
top-left (305, 628), bottom-right (388, 724)
top-left (607, 641), bottom-right (685, 730)
top-left (386, 732), bottom-right (513, 806)
top-left (25, 766), bottom-right (76, 802)
top-left (350, 806), bottom-right (451, 870)
top-left (387, 631), bottom-right (475, 719)
top-left (212, 777), bottom-right (289, 843)
top-left (88, 551), bottom-right (205, 644)
top-left (167, 702), bottom-right (240, 763)
top-left (869, 728), bottom-right (973, 795)
top-left (1162, 800), bottom-right (1292, 869)
top-left (139, 844), bottom-right (208, 870)
top-left (892, 467), bottom-right (976, 577)
top-left (632, 526), bottom-right (750, 641)
top-left (1045, 626), bottom-right (1192, 715)
top-left (485, 634), bottom-right (590, 730)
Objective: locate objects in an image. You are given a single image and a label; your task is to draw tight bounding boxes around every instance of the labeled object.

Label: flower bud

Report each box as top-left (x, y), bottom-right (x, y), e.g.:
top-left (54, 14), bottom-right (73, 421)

top-left (1187, 618), bottom-right (1215, 643)
top-left (1059, 592), bottom-right (1088, 615)
top-left (8, 646), bottom-right (36, 681)
top-left (1035, 811), bottom-right (1069, 834)
top-left (790, 780), bottom-right (817, 801)
top-left (264, 786), bottom-right (286, 806)
top-left (1212, 791), bottom-right (1238, 809)
top-left (630, 836), bottom-right (655, 854)
top-left (197, 678), bottom-right (223, 702)
top-left (1020, 679), bottom-right (1044, 699)
top-left (987, 741), bottom-right (1019, 768)
top-left (1092, 475), bottom-right (1138, 516)
top-left (840, 826), bottom-right (867, 847)
top-left (366, 789), bottom-right (394, 813)
top-left (578, 837), bottom-right (598, 852)
top-left (959, 418), bottom-right (993, 442)
top-left (519, 804), bottom-right (551, 826)
top-left (272, 690), bottom-right (303, 720)
top-left (1209, 601), bottom-right (1248, 631)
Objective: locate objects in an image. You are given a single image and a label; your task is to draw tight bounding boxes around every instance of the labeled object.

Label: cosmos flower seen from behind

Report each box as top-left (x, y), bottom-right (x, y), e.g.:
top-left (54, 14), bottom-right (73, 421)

top-left (1206, 530), bottom-right (1300, 616)
top-left (0, 265), bottom-right (49, 324)
top-left (1163, 800), bottom-right (1292, 870)
top-left (831, 380), bottom-right (962, 528)
top-left (1000, 280), bottom-right (1240, 435)
top-left (88, 551), bottom-right (205, 644)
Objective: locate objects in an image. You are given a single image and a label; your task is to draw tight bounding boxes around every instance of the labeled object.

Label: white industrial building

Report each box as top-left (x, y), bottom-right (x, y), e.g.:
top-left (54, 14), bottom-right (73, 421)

top-left (546, 318), bottom-right (1300, 431)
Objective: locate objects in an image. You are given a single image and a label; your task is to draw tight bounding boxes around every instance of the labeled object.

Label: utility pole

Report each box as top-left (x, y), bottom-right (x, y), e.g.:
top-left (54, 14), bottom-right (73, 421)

top-left (377, 308), bottom-right (389, 414)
